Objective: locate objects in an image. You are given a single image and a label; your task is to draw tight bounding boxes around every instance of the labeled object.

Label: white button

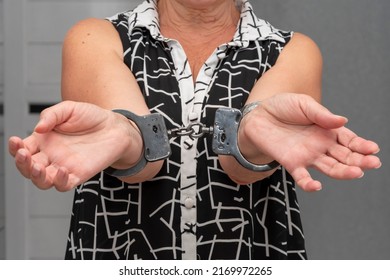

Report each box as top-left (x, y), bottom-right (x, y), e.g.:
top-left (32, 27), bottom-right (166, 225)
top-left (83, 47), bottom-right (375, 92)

top-left (204, 67), bottom-right (214, 77)
top-left (217, 52), bottom-right (226, 59)
top-left (184, 197), bottom-right (195, 209)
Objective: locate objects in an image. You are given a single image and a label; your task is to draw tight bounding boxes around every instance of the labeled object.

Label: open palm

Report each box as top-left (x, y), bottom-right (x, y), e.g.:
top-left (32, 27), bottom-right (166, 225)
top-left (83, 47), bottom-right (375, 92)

top-left (8, 101), bottom-right (135, 191)
top-left (240, 93), bottom-right (381, 191)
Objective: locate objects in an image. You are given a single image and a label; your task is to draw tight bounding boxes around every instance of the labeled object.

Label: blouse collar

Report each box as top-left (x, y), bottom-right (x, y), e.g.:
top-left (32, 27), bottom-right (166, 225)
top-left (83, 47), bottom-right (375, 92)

top-left (121, 0), bottom-right (286, 45)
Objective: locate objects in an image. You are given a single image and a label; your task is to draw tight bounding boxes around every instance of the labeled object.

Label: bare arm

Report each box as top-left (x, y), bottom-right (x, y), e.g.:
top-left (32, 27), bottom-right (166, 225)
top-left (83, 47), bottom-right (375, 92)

top-left (219, 33), bottom-right (322, 184)
top-left (218, 33), bottom-right (381, 191)
top-left (61, 18), bottom-right (164, 184)
top-left (8, 18), bottom-right (164, 191)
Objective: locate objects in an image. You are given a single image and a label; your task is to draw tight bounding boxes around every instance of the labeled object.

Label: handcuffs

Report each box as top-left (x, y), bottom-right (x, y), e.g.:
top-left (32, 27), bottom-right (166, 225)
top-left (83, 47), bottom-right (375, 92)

top-left (104, 102), bottom-right (279, 177)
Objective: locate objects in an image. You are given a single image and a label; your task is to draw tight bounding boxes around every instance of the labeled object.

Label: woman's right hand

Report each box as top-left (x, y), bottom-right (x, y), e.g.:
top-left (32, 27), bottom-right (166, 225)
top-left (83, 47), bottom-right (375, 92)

top-left (8, 101), bottom-right (142, 191)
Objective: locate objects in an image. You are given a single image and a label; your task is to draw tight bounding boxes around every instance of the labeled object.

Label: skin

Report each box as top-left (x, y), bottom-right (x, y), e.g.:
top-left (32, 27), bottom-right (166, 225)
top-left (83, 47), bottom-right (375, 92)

top-left (8, 0), bottom-right (381, 192)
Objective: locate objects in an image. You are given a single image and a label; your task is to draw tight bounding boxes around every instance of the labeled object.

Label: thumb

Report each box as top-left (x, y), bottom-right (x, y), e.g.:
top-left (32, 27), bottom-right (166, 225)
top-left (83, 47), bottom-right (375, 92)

top-left (34, 101), bottom-right (75, 133)
top-left (302, 96), bottom-right (348, 129)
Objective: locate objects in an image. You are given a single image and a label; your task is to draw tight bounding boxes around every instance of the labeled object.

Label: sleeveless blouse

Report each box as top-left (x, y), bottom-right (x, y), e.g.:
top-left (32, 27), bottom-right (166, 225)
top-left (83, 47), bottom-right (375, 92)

top-left (65, 0), bottom-right (307, 260)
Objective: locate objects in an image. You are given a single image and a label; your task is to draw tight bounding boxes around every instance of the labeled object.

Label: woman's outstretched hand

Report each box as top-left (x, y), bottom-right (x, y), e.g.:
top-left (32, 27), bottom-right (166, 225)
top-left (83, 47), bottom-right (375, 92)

top-left (8, 101), bottom-right (140, 191)
top-left (239, 93), bottom-right (381, 192)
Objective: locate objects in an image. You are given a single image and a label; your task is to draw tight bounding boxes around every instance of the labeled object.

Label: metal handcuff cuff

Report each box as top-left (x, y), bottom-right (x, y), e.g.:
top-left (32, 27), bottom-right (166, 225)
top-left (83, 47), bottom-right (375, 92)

top-left (104, 102), bottom-right (280, 177)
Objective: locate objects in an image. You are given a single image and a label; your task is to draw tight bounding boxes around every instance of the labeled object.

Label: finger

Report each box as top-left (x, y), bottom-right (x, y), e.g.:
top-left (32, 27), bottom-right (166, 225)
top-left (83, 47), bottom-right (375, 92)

top-left (312, 155), bottom-right (364, 180)
top-left (53, 167), bottom-right (72, 192)
top-left (9, 135), bottom-right (41, 157)
top-left (9, 136), bottom-right (24, 157)
top-left (31, 163), bottom-right (75, 191)
top-left (14, 149), bottom-right (33, 179)
top-left (15, 148), bottom-right (50, 180)
top-left (337, 129), bottom-right (380, 155)
top-left (30, 163), bottom-right (55, 190)
top-left (290, 167), bottom-right (322, 192)
top-left (327, 144), bottom-right (382, 170)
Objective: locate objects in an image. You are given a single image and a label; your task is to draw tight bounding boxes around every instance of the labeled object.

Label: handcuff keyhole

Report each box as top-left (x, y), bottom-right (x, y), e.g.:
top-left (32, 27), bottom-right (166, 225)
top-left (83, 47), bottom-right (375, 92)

top-left (221, 133), bottom-right (229, 146)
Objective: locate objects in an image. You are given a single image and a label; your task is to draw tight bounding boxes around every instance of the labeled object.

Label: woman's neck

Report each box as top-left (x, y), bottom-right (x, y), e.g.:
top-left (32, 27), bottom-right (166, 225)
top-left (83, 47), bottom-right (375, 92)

top-left (158, 0), bottom-right (240, 80)
top-left (158, 0), bottom-right (240, 41)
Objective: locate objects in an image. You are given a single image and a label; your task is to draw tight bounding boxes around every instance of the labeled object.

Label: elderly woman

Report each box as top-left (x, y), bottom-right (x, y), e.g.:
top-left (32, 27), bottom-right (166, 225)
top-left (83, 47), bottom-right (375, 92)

top-left (9, 0), bottom-right (380, 259)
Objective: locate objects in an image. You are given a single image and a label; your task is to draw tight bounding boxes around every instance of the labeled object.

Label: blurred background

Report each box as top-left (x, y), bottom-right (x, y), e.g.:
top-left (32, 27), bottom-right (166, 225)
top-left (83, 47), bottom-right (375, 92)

top-left (1, 0), bottom-right (389, 259)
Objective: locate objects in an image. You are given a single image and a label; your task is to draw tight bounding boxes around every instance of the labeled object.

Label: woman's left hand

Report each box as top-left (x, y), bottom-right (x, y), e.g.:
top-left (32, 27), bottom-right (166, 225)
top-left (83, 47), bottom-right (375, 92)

top-left (239, 93), bottom-right (381, 191)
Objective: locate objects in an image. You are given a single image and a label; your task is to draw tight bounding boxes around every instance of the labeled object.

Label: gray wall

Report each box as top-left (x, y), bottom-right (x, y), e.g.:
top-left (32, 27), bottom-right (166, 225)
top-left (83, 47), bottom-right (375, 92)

top-left (1, 0), bottom-right (139, 260)
top-left (252, 0), bottom-right (390, 259)
top-left (0, 0), bottom-right (4, 260)
top-left (1, 0), bottom-right (389, 259)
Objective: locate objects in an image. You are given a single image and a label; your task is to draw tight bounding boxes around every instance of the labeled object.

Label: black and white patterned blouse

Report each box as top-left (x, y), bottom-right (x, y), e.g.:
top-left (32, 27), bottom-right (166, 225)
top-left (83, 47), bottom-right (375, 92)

top-left (65, 0), bottom-right (307, 260)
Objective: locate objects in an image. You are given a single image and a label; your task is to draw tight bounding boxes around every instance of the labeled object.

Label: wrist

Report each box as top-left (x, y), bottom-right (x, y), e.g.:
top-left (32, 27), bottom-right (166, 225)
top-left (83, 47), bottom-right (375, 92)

top-left (104, 109), bottom-right (171, 177)
top-left (109, 112), bottom-right (143, 170)
top-left (238, 102), bottom-right (276, 165)
top-left (238, 129), bottom-right (275, 165)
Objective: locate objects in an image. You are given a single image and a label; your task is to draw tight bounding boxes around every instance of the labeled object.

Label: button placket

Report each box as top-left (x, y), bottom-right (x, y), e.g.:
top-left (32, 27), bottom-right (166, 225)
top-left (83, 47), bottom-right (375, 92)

top-left (168, 39), bottom-right (227, 259)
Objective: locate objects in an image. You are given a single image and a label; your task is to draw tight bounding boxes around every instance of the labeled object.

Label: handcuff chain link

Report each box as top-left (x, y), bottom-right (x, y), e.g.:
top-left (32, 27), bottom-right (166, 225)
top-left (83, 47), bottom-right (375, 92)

top-left (168, 122), bottom-right (214, 139)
